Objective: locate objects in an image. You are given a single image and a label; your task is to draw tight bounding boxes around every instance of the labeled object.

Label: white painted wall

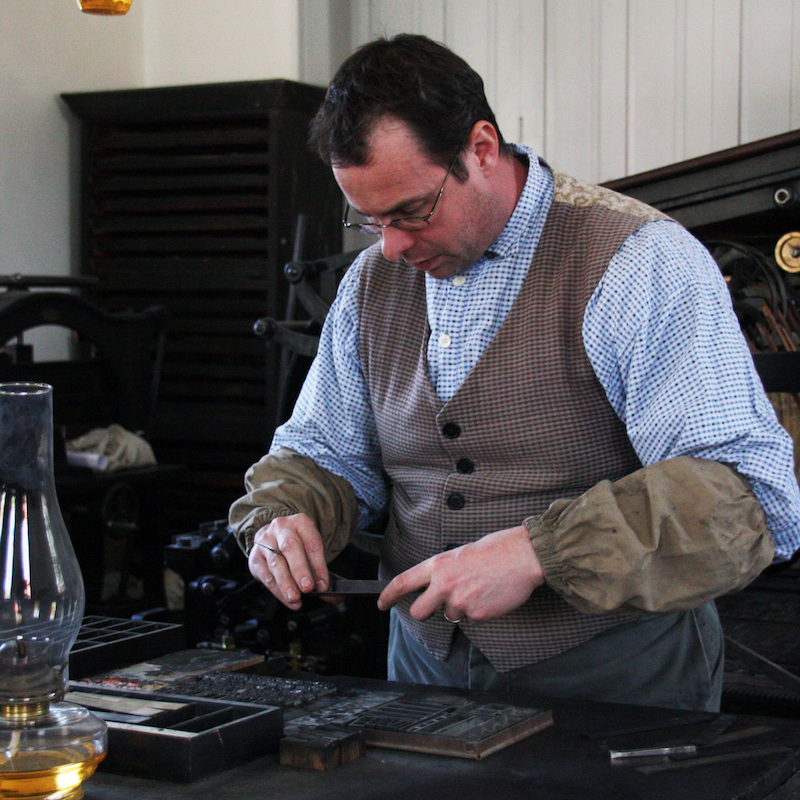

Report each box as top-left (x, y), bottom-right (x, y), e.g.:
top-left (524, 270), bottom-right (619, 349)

top-left (2, 0), bottom-right (799, 314)
top-left (142, 0), bottom-right (300, 87)
top-left (350, 0), bottom-right (800, 183)
top-left (0, 1), bottom-right (144, 282)
top-left (0, 0), bottom-right (303, 284)
top-left (0, 0), bottom-right (302, 358)
top-left (0, 1), bottom-right (145, 358)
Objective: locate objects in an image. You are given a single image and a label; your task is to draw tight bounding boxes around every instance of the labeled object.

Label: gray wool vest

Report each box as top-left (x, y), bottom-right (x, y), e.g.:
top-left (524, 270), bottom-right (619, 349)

top-left (357, 171), bottom-right (670, 672)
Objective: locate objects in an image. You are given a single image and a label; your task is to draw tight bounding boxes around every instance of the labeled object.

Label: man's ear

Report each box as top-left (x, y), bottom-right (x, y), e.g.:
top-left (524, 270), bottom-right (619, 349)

top-left (466, 120), bottom-right (501, 173)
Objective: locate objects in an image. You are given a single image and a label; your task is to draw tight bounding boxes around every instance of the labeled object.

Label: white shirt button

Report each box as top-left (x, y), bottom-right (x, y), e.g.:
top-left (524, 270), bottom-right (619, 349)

top-left (438, 333), bottom-right (452, 348)
top-left (452, 275), bottom-right (467, 287)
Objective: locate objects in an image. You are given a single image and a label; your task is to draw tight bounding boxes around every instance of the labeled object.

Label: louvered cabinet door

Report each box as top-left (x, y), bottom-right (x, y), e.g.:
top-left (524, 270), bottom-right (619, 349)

top-left (63, 81), bottom-right (342, 530)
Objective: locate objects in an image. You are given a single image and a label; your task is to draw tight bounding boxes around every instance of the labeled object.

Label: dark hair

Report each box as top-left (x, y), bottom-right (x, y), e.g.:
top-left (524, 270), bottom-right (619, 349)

top-left (308, 33), bottom-right (509, 181)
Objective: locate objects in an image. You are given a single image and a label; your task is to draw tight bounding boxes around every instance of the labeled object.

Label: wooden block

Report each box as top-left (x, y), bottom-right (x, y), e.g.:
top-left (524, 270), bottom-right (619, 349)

top-left (279, 727), bottom-right (366, 771)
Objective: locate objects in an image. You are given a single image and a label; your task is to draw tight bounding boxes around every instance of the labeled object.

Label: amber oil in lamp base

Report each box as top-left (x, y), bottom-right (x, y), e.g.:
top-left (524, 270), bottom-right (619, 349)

top-left (77, 0), bottom-right (132, 15)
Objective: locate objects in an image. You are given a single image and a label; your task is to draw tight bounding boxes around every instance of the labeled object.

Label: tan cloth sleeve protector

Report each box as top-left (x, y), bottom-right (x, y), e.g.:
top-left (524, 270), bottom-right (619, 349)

top-left (230, 451), bottom-right (774, 616)
top-left (228, 447), bottom-right (359, 561)
top-left (525, 456), bottom-right (775, 616)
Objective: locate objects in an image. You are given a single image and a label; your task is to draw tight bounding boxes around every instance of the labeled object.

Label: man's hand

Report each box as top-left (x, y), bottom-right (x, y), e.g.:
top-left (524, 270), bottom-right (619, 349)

top-left (377, 525), bottom-right (545, 622)
top-left (248, 513), bottom-right (331, 610)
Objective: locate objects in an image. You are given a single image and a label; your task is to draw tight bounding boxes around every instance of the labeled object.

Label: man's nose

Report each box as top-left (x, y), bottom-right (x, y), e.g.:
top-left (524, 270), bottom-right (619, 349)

top-left (380, 225), bottom-right (415, 263)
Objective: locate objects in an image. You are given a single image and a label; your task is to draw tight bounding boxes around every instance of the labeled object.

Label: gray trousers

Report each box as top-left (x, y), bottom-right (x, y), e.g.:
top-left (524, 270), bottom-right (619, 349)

top-left (388, 601), bottom-right (724, 711)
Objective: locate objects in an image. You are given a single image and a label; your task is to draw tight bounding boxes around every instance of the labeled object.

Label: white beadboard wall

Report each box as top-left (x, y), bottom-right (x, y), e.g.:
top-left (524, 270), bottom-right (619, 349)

top-left (348, 0), bottom-right (800, 183)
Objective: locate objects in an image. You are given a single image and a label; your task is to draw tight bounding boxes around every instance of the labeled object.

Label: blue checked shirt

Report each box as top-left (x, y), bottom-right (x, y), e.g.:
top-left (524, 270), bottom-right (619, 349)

top-left (273, 145), bottom-right (800, 561)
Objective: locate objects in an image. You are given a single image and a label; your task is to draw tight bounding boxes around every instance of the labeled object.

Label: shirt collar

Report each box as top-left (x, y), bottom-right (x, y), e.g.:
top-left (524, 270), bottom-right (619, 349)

top-left (484, 144), bottom-right (549, 260)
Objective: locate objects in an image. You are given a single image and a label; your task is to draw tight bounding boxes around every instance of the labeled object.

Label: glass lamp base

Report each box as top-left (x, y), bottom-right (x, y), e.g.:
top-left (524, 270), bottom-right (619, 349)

top-left (0, 703), bottom-right (107, 800)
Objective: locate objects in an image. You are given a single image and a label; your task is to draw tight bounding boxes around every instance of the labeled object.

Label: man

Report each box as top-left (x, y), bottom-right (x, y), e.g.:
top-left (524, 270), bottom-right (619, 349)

top-left (230, 34), bottom-right (800, 711)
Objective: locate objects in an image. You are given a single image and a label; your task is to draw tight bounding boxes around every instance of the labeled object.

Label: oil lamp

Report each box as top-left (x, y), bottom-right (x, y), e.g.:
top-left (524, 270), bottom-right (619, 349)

top-left (76, 0), bottom-right (132, 15)
top-left (0, 383), bottom-right (107, 800)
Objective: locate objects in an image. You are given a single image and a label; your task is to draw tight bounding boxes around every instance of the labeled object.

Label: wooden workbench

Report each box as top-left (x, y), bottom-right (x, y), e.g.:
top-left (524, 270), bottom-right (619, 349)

top-left (80, 676), bottom-right (800, 800)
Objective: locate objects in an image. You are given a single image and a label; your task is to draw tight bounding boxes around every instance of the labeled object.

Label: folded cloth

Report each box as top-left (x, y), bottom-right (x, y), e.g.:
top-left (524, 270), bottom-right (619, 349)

top-left (66, 424), bottom-right (157, 472)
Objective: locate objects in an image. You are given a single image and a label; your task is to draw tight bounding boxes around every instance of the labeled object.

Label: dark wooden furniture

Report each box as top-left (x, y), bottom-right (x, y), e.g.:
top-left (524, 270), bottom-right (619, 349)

top-left (604, 128), bottom-right (800, 235)
top-left (61, 80), bottom-right (342, 531)
top-left (605, 128), bottom-right (800, 391)
top-left (0, 287), bottom-right (176, 609)
top-left (0, 288), bottom-right (166, 439)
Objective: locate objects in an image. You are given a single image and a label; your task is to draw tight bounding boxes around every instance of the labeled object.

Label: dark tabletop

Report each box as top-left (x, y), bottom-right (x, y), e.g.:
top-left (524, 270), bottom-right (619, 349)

top-left (82, 676), bottom-right (800, 800)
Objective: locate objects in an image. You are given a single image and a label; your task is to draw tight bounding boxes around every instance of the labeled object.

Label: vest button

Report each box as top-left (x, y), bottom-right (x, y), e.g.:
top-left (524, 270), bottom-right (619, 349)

top-left (447, 493), bottom-right (465, 510)
top-left (456, 458), bottom-right (474, 474)
top-left (442, 422), bottom-right (461, 439)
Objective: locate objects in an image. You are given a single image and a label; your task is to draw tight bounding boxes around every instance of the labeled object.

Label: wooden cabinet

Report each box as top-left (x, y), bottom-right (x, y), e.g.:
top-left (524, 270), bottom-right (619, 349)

top-left (603, 128), bottom-right (800, 236)
top-left (63, 80), bottom-right (341, 531)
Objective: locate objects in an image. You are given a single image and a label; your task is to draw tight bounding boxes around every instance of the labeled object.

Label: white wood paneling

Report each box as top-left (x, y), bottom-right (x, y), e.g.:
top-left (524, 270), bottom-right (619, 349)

top-left (353, 0), bottom-right (445, 40)
top-left (344, 0), bottom-right (800, 180)
top-left (544, 0), bottom-right (600, 179)
top-left (627, 0), bottom-right (685, 174)
top-left (683, 0), bottom-right (717, 159)
top-left (448, 1), bottom-right (496, 97)
top-left (708, 0), bottom-right (742, 154)
top-left (794, 1), bottom-right (800, 130)
top-left (597, 0), bottom-right (628, 182)
top-left (517, 1), bottom-right (547, 151)
top-left (493, 1), bottom-right (545, 149)
top-left (740, 0), bottom-right (797, 142)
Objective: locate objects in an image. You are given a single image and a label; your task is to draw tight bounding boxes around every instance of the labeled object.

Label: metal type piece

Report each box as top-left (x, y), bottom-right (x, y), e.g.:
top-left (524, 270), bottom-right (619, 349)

top-left (775, 231), bottom-right (800, 272)
top-left (609, 745), bottom-right (697, 760)
top-left (163, 671), bottom-right (338, 708)
top-left (164, 674), bottom-right (552, 761)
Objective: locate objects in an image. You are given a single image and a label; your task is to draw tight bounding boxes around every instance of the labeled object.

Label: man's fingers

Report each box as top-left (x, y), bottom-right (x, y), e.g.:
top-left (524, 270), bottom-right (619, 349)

top-left (378, 565), bottom-right (431, 611)
top-left (287, 515), bottom-right (330, 591)
top-left (249, 513), bottom-right (328, 608)
top-left (248, 540), bottom-right (298, 607)
top-left (253, 538), bottom-right (304, 608)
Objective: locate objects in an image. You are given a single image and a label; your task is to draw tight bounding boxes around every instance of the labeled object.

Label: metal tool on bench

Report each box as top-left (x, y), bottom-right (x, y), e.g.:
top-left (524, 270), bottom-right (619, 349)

top-left (608, 712), bottom-right (785, 772)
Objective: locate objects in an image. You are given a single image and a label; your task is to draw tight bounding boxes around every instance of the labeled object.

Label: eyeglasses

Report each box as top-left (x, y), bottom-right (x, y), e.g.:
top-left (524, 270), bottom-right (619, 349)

top-left (342, 156), bottom-right (457, 236)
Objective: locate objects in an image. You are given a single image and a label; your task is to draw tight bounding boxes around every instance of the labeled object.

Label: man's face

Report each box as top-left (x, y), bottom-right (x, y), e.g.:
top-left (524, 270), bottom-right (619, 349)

top-left (333, 119), bottom-right (501, 280)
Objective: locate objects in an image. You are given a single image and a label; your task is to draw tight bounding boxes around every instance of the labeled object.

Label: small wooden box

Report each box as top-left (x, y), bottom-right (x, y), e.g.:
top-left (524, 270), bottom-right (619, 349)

top-left (66, 685), bottom-right (283, 782)
top-left (279, 726), bottom-right (366, 771)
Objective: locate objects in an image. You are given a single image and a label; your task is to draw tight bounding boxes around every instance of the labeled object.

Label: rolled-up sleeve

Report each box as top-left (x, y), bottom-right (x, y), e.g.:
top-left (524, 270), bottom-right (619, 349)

top-left (584, 220), bottom-right (800, 561)
top-left (526, 457), bottom-right (775, 615)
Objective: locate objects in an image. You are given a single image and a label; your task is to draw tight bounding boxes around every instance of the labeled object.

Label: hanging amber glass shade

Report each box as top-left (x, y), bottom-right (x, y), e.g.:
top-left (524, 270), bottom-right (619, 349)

top-left (76, 0), bottom-right (132, 15)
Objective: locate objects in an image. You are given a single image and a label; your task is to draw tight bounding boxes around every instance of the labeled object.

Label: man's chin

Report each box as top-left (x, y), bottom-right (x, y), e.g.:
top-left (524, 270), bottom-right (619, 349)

top-left (403, 256), bottom-right (462, 279)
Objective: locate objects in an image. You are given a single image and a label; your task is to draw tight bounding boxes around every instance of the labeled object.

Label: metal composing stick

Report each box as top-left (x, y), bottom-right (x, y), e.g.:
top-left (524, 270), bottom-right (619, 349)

top-left (609, 745), bottom-right (697, 760)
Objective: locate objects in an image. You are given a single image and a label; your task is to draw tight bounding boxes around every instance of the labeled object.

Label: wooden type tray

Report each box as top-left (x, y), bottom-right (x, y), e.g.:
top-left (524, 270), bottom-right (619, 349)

top-left (162, 672), bottom-right (554, 761)
top-left (285, 688), bottom-right (553, 760)
top-left (65, 685), bottom-right (283, 782)
top-left (343, 694), bottom-right (553, 759)
top-left (69, 616), bottom-right (185, 679)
